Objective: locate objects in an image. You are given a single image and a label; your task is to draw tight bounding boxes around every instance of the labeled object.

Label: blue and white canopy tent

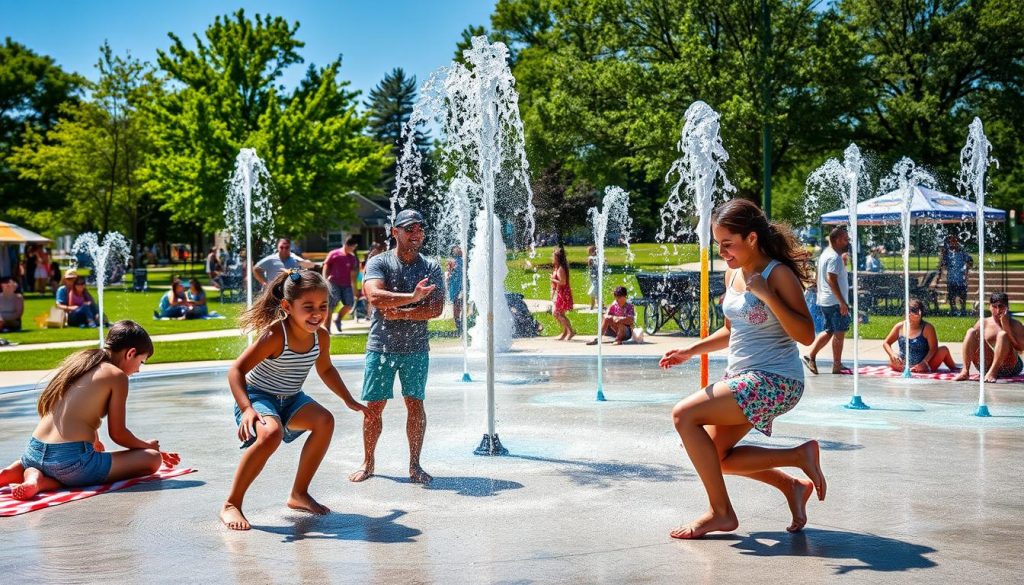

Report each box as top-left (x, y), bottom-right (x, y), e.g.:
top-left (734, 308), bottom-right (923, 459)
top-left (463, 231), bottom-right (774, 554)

top-left (820, 184), bottom-right (1008, 281)
top-left (820, 185), bottom-right (1006, 225)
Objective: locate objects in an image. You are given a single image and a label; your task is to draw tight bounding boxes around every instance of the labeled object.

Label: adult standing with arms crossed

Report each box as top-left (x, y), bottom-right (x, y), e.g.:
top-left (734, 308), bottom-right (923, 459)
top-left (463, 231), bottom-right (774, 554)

top-left (349, 210), bottom-right (444, 485)
top-left (803, 227), bottom-right (851, 375)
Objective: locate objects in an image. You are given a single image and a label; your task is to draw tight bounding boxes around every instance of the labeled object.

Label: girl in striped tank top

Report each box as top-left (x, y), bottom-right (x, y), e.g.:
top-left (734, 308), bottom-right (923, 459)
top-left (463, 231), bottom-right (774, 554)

top-left (220, 269), bottom-right (371, 531)
top-left (659, 199), bottom-right (827, 540)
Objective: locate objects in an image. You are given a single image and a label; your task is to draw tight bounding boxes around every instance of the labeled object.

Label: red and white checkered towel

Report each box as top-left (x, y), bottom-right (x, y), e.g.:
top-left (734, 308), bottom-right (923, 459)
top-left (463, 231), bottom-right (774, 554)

top-left (0, 465), bottom-right (196, 517)
top-left (845, 365), bottom-right (1024, 383)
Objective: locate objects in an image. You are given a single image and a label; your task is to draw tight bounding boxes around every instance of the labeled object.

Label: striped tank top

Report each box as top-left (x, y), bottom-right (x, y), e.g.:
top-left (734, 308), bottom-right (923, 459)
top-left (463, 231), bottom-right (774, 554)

top-left (245, 321), bottom-right (319, 396)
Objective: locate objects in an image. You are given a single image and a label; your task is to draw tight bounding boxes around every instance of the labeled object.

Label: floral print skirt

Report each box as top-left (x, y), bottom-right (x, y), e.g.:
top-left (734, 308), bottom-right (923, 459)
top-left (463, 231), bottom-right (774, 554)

top-left (722, 369), bottom-right (804, 437)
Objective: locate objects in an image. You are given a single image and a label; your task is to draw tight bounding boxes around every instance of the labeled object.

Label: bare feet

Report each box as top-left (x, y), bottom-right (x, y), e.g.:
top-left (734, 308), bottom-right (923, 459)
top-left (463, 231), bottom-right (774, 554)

top-left (348, 466), bottom-right (374, 482)
top-left (10, 482), bottom-right (40, 501)
top-left (952, 368), bottom-right (970, 381)
top-left (410, 466), bottom-right (433, 484)
top-left (786, 478), bottom-right (815, 533)
top-left (0, 464), bottom-right (23, 486)
top-left (984, 372), bottom-right (999, 383)
top-left (557, 332), bottom-right (567, 341)
top-left (797, 440), bottom-right (827, 501)
top-left (669, 509), bottom-right (739, 539)
top-left (287, 492), bottom-right (330, 515)
top-left (220, 503), bottom-right (251, 530)
top-left (566, 329), bottom-right (576, 341)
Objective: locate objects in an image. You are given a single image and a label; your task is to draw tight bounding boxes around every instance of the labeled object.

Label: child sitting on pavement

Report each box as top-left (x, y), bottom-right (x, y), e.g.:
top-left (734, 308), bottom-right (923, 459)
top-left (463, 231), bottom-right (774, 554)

top-left (587, 286), bottom-right (637, 345)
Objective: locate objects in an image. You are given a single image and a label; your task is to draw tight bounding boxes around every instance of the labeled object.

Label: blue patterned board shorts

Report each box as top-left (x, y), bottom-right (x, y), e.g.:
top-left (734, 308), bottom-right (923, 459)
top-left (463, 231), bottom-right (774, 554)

top-left (722, 369), bottom-right (804, 437)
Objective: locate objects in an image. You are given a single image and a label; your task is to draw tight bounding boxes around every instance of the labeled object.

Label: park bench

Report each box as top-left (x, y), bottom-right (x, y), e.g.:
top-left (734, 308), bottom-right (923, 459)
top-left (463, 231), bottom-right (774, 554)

top-left (633, 271), bottom-right (724, 336)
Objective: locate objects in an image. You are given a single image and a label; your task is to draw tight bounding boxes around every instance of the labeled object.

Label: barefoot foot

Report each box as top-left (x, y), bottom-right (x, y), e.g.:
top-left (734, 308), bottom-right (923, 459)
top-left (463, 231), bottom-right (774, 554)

top-left (287, 492), bottom-right (330, 515)
top-left (10, 482), bottom-right (40, 501)
top-left (797, 440), bottom-right (827, 501)
top-left (670, 510), bottom-right (739, 539)
top-left (409, 466), bottom-right (433, 484)
top-left (952, 369), bottom-right (970, 381)
top-left (786, 478), bottom-right (814, 533)
top-left (348, 466), bottom-right (374, 482)
top-left (220, 503), bottom-right (251, 530)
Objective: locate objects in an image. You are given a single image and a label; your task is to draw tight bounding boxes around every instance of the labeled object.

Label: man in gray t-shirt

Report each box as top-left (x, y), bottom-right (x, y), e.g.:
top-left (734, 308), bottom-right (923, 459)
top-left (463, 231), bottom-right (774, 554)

top-left (349, 209), bottom-right (444, 486)
top-left (804, 226), bottom-right (851, 375)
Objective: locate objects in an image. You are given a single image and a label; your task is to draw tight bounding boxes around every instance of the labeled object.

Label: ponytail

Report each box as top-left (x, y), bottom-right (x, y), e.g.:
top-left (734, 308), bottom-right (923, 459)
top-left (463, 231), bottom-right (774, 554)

top-left (239, 268), bottom-right (330, 334)
top-left (711, 199), bottom-right (809, 284)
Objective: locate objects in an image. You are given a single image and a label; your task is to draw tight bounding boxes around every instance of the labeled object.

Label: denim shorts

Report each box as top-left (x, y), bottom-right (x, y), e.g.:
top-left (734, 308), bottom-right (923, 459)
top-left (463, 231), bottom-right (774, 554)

top-left (20, 437), bottom-right (112, 487)
top-left (820, 304), bottom-right (851, 333)
top-left (362, 351), bottom-right (429, 402)
top-left (234, 388), bottom-right (318, 448)
top-left (329, 283), bottom-right (355, 308)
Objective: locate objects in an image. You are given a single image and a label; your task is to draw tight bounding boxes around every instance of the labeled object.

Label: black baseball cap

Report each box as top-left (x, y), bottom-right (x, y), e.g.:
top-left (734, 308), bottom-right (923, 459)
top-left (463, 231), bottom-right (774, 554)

top-left (394, 209), bottom-right (426, 228)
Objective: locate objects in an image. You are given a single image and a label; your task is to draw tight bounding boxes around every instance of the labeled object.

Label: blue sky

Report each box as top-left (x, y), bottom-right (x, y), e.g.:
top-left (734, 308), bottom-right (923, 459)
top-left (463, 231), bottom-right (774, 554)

top-left (1, 0), bottom-right (496, 106)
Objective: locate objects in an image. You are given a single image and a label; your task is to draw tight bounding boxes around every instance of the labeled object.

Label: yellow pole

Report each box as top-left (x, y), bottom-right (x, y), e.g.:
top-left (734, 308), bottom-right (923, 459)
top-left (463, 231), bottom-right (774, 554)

top-left (700, 246), bottom-right (710, 388)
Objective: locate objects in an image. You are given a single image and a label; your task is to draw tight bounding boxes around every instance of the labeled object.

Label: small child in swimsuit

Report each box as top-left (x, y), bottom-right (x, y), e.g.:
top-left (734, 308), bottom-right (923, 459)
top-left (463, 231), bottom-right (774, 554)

top-left (0, 321), bottom-right (178, 500)
top-left (220, 269), bottom-right (373, 531)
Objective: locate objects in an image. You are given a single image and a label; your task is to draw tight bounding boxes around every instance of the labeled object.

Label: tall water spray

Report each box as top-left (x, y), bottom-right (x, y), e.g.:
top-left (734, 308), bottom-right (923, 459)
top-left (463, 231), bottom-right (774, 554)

top-left (881, 158), bottom-right (935, 378)
top-left (958, 117), bottom-right (997, 416)
top-left (394, 37), bottom-right (537, 455)
top-left (589, 186), bottom-right (634, 401)
top-left (434, 176), bottom-right (476, 381)
top-left (805, 144), bottom-right (868, 407)
top-left (71, 232), bottom-right (131, 346)
top-left (224, 148), bottom-right (275, 342)
top-left (661, 101), bottom-right (735, 387)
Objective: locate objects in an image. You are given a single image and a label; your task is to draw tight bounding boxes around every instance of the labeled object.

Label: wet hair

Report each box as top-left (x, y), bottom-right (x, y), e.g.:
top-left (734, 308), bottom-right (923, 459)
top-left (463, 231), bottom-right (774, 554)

top-left (239, 268), bottom-right (329, 333)
top-left (37, 321), bottom-right (153, 416)
top-left (711, 199), bottom-right (810, 283)
top-left (552, 246), bottom-right (570, 275)
top-left (909, 298), bottom-right (926, 316)
top-left (613, 286), bottom-right (628, 297)
top-left (990, 292), bottom-right (1009, 306)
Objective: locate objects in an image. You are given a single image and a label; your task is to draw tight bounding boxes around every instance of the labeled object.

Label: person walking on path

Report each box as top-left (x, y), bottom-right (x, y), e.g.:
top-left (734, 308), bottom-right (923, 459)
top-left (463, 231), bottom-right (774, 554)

top-left (803, 227), bottom-right (851, 375)
top-left (322, 236), bottom-right (360, 334)
top-left (253, 239), bottom-right (314, 289)
top-left (953, 292), bottom-right (1024, 382)
top-left (349, 209), bottom-right (444, 485)
top-left (660, 199), bottom-right (824, 540)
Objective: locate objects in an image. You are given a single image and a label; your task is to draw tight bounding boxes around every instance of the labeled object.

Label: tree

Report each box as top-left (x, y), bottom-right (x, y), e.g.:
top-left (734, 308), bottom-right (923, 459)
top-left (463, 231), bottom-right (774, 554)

top-left (10, 43), bottom-right (158, 241)
top-left (365, 67), bottom-right (430, 195)
top-left (0, 38), bottom-right (84, 233)
top-left (531, 160), bottom-right (597, 243)
top-left (147, 10), bottom-right (389, 237)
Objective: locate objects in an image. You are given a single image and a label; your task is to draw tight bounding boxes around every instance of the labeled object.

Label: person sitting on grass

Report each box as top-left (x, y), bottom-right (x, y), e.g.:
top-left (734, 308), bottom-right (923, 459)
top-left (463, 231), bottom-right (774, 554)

top-left (155, 278), bottom-right (187, 320)
top-left (954, 292), bottom-right (1024, 382)
top-left (587, 286), bottom-right (636, 345)
top-left (881, 298), bottom-right (955, 373)
top-left (185, 278), bottom-right (208, 319)
top-left (0, 321), bottom-right (178, 500)
top-left (220, 269), bottom-right (372, 531)
top-left (0, 276), bottom-right (24, 332)
top-left (56, 271), bottom-right (102, 328)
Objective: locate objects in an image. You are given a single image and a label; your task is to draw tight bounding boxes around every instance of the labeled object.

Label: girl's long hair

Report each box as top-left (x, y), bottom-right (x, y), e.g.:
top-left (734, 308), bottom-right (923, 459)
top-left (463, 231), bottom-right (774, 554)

top-left (37, 320), bottom-right (154, 416)
top-left (553, 246), bottom-right (570, 276)
top-left (239, 268), bottom-right (330, 333)
top-left (711, 199), bottom-right (810, 283)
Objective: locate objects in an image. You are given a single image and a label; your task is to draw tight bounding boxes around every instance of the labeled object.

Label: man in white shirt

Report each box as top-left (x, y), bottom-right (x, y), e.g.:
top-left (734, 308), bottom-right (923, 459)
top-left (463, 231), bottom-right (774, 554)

top-left (803, 226), bottom-right (851, 374)
top-left (252, 239), bottom-right (314, 287)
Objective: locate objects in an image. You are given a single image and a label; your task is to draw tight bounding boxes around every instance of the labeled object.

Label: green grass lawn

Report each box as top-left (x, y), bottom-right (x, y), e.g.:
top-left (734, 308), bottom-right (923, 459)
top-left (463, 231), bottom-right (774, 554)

top-left (1, 334), bottom-right (369, 372)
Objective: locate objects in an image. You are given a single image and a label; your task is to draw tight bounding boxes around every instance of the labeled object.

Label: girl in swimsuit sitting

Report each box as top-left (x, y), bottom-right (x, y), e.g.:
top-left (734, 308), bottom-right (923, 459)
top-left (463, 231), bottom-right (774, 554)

top-left (882, 298), bottom-right (955, 373)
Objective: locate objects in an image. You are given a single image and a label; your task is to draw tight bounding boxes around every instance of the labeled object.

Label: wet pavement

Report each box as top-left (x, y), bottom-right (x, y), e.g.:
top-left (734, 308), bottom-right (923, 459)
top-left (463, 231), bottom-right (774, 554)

top-left (1, 355), bottom-right (1021, 584)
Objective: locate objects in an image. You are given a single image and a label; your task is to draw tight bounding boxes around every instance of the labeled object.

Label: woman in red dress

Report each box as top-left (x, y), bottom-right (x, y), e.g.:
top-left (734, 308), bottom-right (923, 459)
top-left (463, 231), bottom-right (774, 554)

top-left (550, 246), bottom-right (576, 340)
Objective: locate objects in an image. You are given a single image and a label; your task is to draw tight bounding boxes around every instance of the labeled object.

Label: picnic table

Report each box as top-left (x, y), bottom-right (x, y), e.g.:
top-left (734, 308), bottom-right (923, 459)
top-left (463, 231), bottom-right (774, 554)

top-left (632, 271), bottom-right (725, 335)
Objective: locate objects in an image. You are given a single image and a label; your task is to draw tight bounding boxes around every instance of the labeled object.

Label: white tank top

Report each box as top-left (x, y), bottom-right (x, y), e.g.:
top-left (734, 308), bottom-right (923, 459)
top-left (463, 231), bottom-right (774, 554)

top-left (722, 260), bottom-right (804, 382)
